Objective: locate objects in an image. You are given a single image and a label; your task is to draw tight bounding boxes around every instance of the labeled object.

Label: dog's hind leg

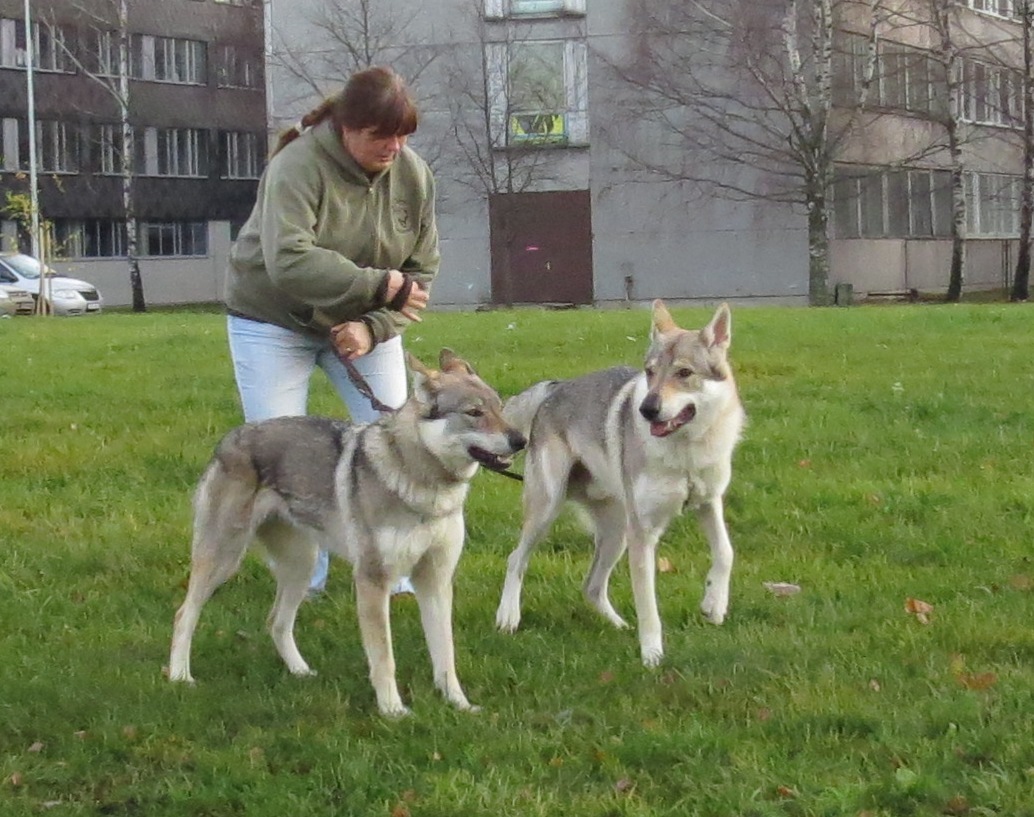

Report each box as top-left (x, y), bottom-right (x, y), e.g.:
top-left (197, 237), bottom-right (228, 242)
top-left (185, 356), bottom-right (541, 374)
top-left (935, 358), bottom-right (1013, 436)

top-left (355, 574), bottom-right (408, 717)
top-left (696, 497), bottom-right (734, 625)
top-left (262, 521), bottom-right (319, 677)
top-left (581, 499), bottom-right (630, 629)
top-left (495, 444), bottom-right (572, 634)
top-left (169, 476), bottom-right (253, 683)
top-left (411, 529), bottom-right (476, 712)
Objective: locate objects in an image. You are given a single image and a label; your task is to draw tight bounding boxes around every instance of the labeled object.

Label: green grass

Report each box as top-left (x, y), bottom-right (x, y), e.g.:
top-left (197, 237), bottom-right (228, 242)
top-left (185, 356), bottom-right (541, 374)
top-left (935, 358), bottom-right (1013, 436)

top-left (2, 303), bottom-right (1034, 817)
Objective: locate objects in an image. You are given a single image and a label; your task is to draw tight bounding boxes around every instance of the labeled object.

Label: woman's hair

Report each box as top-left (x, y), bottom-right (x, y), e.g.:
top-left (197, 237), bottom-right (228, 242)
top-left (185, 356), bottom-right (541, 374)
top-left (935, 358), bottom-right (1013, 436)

top-left (271, 66), bottom-right (419, 157)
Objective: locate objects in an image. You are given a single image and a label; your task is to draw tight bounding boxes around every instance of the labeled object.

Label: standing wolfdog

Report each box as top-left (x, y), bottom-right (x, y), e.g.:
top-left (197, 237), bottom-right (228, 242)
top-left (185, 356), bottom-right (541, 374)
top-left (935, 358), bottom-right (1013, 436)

top-left (169, 350), bottom-right (526, 716)
top-left (496, 301), bottom-right (745, 667)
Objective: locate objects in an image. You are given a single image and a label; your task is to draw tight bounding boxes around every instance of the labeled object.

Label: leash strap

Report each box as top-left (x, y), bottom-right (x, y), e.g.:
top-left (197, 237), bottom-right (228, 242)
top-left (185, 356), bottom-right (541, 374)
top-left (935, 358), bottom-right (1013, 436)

top-left (335, 344), bottom-right (524, 483)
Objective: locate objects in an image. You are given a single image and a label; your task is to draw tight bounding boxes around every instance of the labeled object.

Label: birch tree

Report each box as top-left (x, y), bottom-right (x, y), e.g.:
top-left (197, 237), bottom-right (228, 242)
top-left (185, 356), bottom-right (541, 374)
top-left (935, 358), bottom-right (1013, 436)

top-left (606, 0), bottom-right (881, 305)
top-left (50, 0), bottom-right (145, 311)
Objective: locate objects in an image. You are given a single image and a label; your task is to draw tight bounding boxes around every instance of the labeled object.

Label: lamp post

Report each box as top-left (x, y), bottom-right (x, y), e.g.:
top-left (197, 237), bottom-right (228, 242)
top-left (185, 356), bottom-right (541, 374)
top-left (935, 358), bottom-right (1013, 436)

top-left (23, 0), bottom-right (40, 262)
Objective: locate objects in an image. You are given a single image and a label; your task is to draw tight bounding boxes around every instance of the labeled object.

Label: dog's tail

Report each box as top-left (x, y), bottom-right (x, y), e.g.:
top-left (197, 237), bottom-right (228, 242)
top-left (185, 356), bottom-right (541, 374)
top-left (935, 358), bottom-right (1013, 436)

top-left (502, 380), bottom-right (558, 438)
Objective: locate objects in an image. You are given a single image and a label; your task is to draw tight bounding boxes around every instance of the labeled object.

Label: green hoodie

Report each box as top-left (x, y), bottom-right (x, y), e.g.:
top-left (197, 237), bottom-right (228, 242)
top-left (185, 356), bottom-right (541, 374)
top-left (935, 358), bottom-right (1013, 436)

top-left (225, 119), bottom-right (439, 346)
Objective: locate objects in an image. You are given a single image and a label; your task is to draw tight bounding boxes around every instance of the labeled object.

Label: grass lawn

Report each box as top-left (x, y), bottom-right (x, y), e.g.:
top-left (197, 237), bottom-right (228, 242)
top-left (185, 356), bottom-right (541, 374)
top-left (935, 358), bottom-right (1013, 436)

top-left (1, 302), bottom-right (1033, 817)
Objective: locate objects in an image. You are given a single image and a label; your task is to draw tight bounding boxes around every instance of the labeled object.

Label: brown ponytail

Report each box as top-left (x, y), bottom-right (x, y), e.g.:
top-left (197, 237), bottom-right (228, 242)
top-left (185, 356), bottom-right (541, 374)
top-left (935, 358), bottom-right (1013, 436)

top-left (269, 66), bottom-right (418, 159)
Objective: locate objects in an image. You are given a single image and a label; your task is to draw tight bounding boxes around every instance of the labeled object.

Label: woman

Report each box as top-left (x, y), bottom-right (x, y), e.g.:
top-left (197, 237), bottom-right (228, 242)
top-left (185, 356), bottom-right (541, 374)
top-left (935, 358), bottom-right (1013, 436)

top-left (224, 66), bottom-right (438, 595)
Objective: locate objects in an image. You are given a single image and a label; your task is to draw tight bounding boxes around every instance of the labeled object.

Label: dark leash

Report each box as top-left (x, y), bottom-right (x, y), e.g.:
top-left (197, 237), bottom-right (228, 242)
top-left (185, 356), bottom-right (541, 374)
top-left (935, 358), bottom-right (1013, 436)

top-left (335, 347), bottom-right (524, 482)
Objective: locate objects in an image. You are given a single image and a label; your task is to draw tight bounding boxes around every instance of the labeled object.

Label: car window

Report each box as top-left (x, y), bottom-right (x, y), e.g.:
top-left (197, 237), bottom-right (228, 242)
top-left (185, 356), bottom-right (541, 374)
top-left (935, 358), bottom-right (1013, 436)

top-left (0, 268), bottom-right (16, 283)
top-left (1, 255), bottom-right (42, 280)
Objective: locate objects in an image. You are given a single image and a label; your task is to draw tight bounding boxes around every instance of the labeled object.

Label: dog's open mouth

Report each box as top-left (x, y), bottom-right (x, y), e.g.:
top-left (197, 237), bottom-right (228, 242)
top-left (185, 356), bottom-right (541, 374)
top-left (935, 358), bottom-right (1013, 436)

top-left (468, 446), bottom-right (514, 472)
top-left (649, 404), bottom-right (696, 438)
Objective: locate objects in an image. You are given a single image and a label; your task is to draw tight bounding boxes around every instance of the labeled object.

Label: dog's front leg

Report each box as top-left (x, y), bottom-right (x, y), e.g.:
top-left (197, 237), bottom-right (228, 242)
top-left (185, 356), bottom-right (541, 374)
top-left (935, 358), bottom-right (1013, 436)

top-left (696, 497), bottom-right (734, 625)
top-left (354, 576), bottom-right (408, 717)
top-left (412, 550), bottom-right (476, 712)
top-left (627, 525), bottom-right (664, 667)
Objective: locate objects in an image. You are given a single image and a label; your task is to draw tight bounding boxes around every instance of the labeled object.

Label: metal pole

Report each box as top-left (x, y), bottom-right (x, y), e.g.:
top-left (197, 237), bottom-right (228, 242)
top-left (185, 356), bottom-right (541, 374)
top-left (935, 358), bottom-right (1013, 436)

top-left (24, 0), bottom-right (40, 261)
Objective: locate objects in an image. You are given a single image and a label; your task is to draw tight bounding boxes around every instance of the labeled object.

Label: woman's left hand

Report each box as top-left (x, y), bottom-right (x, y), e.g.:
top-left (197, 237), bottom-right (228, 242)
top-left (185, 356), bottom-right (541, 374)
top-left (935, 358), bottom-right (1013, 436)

top-left (331, 320), bottom-right (374, 359)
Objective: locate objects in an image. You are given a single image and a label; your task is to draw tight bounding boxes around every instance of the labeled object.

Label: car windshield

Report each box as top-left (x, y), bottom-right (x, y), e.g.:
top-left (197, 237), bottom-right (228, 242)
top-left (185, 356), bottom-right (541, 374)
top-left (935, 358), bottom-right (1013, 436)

top-left (2, 255), bottom-right (54, 280)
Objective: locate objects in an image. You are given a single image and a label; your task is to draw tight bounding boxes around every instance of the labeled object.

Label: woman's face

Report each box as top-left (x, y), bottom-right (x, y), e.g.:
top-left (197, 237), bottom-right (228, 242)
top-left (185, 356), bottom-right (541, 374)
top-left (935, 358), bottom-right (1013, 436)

top-left (341, 126), bottom-right (408, 173)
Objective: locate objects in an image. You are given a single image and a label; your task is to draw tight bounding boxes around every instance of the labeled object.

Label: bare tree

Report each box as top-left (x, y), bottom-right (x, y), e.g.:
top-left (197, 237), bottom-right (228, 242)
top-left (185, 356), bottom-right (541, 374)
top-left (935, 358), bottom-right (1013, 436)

top-left (49, 0), bottom-right (145, 311)
top-left (266, 0), bottom-right (438, 125)
top-left (605, 0), bottom-right (881, 305)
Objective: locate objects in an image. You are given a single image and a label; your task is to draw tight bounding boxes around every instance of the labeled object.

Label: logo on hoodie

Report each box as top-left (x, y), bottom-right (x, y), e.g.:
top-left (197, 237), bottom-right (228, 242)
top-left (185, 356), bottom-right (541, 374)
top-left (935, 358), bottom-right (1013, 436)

top-left (392, 201), bottom-right (414, 233)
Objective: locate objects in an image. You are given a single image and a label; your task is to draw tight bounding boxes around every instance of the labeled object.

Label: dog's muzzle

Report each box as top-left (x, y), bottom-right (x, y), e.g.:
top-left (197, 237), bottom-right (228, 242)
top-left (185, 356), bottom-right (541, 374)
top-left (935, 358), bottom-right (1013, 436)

top-left (640, 395), bottom-right (696, 438)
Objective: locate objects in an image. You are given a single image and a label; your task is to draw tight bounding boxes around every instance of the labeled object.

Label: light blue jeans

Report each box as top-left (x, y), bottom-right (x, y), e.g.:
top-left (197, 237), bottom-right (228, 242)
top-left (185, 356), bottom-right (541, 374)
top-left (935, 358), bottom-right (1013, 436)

top-left (227, 315), bottom-right (407, 592)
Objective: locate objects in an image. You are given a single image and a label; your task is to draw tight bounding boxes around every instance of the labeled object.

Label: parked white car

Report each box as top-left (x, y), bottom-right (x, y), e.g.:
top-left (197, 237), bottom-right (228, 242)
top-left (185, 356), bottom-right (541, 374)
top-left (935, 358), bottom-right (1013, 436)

top-left (0, 283), bottom-right (35, 316)
top-left (0, 253), bottom-right (103, 316)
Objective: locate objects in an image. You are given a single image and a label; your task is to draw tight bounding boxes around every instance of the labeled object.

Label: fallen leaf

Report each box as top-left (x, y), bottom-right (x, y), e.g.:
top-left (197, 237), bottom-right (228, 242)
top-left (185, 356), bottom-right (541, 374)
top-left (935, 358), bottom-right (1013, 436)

top-left (614, 778), bottom-right (635, 794)
top-left (27, 741), bottom-right (44, 753)
top-left (895, 767), bottom-right (918, 787)
top-left (391, 805), bottom-right (411, 817)
top-left (73, 731), bottom-right (87, 740)
top-left (905, 597), bottom-right (934, 624)
top-left (549, 756), bottom-right (564, 768)
top-left (657, 556), bottom-right (675, 573)
top-left (599, 670), bottom-right (615, 684)
top-left (869, 679), bottom-right (881, 692)
top-left (9, 772), bottom-right (23, 787)
top-left (122, 726), bottom-right (138, 741)
top-left (756, 707), bottom-right (772, 722)
top-left (943, 794), bottom-right (970, 815)
top-left (775, 785), bottom-right (797, 799)
top-left (798, 459), bottom-right (811, 468)
top-left (763, 582), bottom-right (801, 597)
top-left (956, 672), bottom-right (997, 691)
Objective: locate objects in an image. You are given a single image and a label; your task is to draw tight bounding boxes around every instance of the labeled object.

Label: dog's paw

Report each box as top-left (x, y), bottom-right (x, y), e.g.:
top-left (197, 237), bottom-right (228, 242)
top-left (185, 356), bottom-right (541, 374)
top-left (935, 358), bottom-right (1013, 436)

top-left (288, 665), bottom-right (318, 678)
top-left (495, 606), bottom-right (521, 634)
top-left (379, 702), bottom-right (412, 719)
top-left (641, 646), bottom-right (665, 668)
top-left (700, 597), bottom-right (727, 625)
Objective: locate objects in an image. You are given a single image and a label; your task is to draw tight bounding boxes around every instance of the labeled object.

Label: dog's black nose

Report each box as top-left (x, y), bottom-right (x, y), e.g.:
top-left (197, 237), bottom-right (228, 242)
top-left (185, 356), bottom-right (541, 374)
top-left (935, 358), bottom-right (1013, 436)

top-left (639, 394), bottom-right (660, 422)
top-left (508, 429), bottom-right (527, 452)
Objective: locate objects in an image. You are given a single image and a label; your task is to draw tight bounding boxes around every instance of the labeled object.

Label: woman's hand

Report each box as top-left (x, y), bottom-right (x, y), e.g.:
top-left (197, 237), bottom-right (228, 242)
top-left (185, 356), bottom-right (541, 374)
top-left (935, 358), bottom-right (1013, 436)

top-left (384, 269), bottom-right (429, 322)
top-left (331, 320), bottom-right (374, 360)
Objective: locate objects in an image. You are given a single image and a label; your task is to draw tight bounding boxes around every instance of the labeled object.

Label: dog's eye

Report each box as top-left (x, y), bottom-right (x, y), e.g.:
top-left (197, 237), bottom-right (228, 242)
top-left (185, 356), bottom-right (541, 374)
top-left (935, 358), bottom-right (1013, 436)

top-left (466, 407), bottom-right (484, 418)
top-left (677, 368), bottom-right (694, 378)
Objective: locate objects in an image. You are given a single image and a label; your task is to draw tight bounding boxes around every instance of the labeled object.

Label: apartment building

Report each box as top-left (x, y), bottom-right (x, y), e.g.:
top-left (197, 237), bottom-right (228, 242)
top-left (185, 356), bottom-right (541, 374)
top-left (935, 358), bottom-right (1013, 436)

top-left (0, 0), bottom-right (266, 307)
top-left (265, 0), bottom-right (1031, 306)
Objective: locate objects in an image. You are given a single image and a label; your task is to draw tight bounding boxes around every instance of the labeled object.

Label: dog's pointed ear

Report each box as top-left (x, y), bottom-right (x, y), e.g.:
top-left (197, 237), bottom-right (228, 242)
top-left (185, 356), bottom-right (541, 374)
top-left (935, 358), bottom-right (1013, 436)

top-left (439, 348), bottom-right (475, 376)
top-left (701, 303), bottom-right (732, 350)
top-left (407, 352), bottom-right (440, 404)
top-left (651, 299), bottom-right (678, 339)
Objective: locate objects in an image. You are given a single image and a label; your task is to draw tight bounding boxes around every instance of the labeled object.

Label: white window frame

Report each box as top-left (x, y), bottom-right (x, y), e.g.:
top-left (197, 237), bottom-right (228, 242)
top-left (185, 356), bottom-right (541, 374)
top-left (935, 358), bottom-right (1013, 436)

top-left (53, 219), bottom-right (128, 258)
top-left (965, 172), bottom-right (1021, 237)
top-left (222, 131), bottom-right (260, 179)
top-left (133, 35), bottom-right (206, 84)
top-left (217, 44), bottom-right (258, 89)
top-left (964, 0), bottom-right (1020, 19)
top-left (833, 167), bottom-right (953, 239)
top-left (2, 117), bottom-right (20, 170)
top-left (91, 123), bottom-right (122, 175)
top-left (961, 59), bottom-right (1023, 128)
top-left (35, 120), bottom-right (78, 173)
top-left (486, 38), bottom-right (589, 148)
top-left (140, 221), bottom-right (208, 257)
top-left (484, 0), bottom-right (585, 19)
top-left (155, 127), bottom-right (208, 177)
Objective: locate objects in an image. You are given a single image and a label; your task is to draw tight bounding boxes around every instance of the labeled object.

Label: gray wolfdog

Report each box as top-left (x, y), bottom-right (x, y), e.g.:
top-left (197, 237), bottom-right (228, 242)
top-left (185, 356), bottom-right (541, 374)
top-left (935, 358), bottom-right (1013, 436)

top-left (496, 301), bottom-right (745, 666)
top-left (168, 349), bottom-right (526, 716)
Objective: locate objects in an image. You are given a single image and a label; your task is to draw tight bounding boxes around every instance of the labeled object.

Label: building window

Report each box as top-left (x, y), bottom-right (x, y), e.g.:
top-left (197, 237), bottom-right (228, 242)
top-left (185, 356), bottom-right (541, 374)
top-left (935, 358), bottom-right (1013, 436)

top-left (879, 42), bottom-right (940, 117)
top-left (964, 0), bottom-right (1021, 18)
top-left (483, 0), bottom-right (586, 19)
top-left (221, 131), bottom-right (261, 179)
top-left (961, 60), bottom-right (1024, 128)
top-left (486, 39), bottom-right (589, 147)
top-left (965, 172), bottom-right (1021, 237)
top-left (132, 35), bottom-right (207, 84)
top-left (216, 44), bottom-right (260, 89)
top-left (85, 123), bottom-right (124, 175)
top-left (140, 221), bottom-right (208, 257)
top-left (833, 167), bottom-right (953, 239)
top-left (53, 219), bottom-right (127, 258)
top-left (22, 120), bottom-right (79, 173)
top-left (0, 18), bottom-right (74, 72)
top-left (90, 29), bottom-right (121, 76)
top-left (139, 127), bottom-right (209, 177)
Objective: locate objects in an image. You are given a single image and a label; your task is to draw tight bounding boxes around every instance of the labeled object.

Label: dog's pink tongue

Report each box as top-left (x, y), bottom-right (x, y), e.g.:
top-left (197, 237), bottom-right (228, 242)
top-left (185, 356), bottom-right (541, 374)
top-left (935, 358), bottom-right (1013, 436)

top-left (650, 421), bottom-right (671, 437)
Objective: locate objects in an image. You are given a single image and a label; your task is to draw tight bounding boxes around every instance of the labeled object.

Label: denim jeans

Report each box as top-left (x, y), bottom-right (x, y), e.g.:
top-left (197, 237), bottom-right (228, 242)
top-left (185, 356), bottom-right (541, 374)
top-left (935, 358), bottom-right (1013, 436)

top-left (226, 315), bottom-right (407, 591)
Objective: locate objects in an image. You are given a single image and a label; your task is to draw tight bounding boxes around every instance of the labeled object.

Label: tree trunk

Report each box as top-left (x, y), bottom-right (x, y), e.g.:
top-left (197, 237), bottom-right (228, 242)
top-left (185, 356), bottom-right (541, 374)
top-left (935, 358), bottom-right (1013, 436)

top-left (807, 191), bottom-right (832, 306)
top-left (1013, 1), bottom-right (1033, 302)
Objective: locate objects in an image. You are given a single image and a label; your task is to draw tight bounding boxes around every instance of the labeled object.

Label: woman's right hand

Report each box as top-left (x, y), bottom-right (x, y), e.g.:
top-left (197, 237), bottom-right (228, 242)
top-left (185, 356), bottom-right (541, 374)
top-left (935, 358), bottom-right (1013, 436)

top-left (385, 269), bottom-right (429, 322)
